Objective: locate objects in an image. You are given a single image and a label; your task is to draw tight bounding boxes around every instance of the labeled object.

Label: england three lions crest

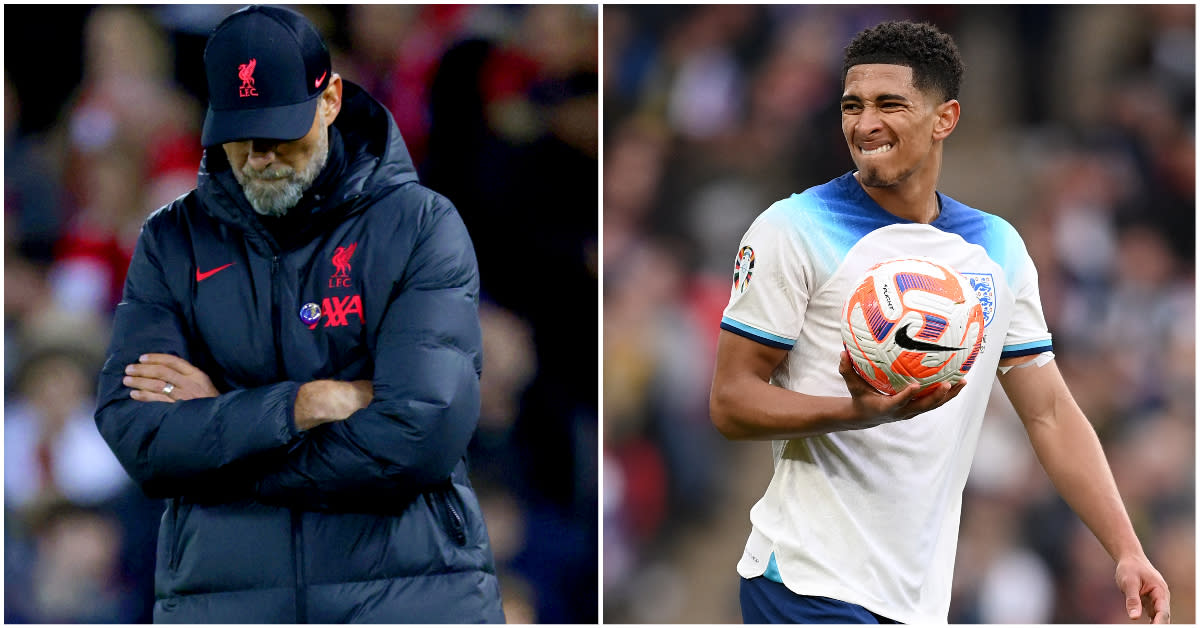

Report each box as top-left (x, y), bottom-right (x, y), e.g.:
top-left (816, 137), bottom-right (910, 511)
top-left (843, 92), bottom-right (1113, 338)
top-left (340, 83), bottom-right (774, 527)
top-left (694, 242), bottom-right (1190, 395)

top-left (962, 272), bottom-right (995, 326)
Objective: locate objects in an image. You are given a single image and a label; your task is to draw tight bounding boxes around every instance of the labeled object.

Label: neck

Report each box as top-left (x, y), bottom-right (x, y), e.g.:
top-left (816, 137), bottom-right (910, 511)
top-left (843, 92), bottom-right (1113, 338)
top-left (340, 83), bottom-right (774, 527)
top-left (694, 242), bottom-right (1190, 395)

top-left (855, 147), bottom-right (942, 223)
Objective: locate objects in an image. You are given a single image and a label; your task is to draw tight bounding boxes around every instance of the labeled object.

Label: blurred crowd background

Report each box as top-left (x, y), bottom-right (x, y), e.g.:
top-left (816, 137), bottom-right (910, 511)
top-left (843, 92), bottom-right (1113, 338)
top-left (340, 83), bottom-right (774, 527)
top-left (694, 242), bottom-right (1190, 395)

top-left (603, 4), bottom-right (1194, 624)
top-left (4, 4), bottom-right (597, 623)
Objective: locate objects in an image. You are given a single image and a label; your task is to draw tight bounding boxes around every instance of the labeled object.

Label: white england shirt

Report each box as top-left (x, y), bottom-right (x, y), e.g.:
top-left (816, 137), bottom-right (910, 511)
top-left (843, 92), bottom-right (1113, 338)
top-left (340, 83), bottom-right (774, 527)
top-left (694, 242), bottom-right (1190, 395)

top-left (722, 172), bottom-right (1053, 624)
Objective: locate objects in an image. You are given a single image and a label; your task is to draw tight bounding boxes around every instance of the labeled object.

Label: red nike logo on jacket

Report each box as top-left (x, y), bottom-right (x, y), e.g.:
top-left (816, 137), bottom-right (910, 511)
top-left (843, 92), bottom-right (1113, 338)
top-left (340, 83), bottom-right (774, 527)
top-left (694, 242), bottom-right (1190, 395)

top-left (196, 263), bottom-right (235, 282)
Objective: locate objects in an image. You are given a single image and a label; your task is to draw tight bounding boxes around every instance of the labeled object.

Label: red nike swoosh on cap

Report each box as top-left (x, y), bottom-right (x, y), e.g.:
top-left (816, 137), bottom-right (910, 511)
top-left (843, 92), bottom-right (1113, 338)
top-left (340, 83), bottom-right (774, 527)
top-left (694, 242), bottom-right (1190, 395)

top-left (315, 71), bottom-right (327, 88)
top-left (196, 263), bottom-right (235, 282)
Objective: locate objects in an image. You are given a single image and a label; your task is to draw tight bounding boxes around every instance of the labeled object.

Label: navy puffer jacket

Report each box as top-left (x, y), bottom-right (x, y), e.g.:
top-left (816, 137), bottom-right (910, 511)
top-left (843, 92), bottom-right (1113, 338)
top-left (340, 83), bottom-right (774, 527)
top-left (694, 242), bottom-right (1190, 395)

top-left (95, 81), bottom-right (504, 623)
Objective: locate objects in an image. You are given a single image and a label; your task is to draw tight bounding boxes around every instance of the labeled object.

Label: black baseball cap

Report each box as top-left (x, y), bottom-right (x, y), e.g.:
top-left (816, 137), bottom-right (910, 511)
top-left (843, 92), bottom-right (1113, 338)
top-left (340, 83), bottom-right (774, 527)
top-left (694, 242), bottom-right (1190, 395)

top-left (201, 5), bottom-right (332, 146)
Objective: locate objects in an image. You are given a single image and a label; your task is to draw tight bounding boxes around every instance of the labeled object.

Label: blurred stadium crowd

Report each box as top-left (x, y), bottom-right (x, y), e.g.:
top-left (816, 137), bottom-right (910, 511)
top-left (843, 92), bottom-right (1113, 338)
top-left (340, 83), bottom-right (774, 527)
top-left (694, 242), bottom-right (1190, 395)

top-left (4, 4), bottom-right (596, 623)
top-left (603, 4), bottom-right (1194, 624)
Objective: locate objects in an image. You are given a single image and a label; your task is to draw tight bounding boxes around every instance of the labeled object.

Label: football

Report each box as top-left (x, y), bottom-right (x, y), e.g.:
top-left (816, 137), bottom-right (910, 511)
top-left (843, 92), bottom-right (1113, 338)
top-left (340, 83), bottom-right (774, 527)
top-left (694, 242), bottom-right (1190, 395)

top-left (841, 257), bottom-right (985, 397)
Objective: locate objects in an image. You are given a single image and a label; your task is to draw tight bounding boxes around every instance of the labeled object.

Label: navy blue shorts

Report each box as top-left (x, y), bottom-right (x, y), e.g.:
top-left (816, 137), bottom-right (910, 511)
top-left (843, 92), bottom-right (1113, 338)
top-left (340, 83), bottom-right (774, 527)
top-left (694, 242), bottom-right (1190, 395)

top-left (740, 576), bottom-right (899, 624)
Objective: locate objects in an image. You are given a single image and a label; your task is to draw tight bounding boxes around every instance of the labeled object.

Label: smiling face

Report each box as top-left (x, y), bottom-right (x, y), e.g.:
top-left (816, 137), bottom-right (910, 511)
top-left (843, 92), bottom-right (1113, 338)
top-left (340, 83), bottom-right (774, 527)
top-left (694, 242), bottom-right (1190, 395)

top-left (841, 64), bottom-right (957, 190)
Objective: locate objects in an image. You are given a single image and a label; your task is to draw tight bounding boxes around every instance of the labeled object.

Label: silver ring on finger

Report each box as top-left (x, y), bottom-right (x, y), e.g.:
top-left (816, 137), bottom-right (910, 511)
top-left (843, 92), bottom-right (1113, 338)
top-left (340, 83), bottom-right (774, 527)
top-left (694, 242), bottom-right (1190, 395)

top-left (162, 382), bottom-right (175, 396)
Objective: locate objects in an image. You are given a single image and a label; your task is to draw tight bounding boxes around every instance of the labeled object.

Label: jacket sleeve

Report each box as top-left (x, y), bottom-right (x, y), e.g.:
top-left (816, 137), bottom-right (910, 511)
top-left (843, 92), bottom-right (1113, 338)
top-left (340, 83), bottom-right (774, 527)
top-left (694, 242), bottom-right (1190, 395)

top-left (253, 199), bottom-right (482, 510)
top-left (94, 212), bottom-right (303, 500)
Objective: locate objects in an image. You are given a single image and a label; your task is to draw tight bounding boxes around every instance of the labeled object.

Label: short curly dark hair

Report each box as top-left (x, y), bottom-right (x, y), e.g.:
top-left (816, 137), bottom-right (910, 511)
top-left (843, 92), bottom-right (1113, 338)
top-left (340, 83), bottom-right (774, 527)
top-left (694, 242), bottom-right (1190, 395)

top-left (842, 21), bottom-right (963, 102)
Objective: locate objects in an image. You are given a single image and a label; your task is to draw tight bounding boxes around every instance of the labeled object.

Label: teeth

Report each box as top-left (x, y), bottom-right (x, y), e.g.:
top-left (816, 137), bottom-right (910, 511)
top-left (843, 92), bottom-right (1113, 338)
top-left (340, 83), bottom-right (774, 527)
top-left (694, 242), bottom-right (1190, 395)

top-left (862, 144), bottom-right (893, 155)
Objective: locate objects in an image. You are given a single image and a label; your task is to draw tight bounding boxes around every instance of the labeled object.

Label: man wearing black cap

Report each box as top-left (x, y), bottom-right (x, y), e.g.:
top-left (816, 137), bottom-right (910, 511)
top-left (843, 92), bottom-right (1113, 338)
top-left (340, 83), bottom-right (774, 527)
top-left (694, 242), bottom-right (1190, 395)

top-left (95, 6), bottom-right (505, 623)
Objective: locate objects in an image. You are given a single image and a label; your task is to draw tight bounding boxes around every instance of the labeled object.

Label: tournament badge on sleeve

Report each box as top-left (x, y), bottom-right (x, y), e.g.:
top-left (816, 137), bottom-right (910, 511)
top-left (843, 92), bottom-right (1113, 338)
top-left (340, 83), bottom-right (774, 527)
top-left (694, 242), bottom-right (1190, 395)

top-left (733, 246), bottom-right (755, 294)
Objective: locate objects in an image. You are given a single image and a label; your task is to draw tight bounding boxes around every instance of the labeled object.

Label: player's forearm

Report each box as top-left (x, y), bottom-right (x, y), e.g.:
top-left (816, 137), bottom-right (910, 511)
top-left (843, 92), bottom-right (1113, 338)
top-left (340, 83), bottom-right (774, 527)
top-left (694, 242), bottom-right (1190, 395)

top-left (294, 380), bottom-right (374, 430)
top-left (1025, 400), bottom-right (1146, 562)
top-left (96, 379), bottom-right (302, 498)
top-left (710, 377), bottom-right (855, 440)
top-left (259, 355), bottom-right (480, 508)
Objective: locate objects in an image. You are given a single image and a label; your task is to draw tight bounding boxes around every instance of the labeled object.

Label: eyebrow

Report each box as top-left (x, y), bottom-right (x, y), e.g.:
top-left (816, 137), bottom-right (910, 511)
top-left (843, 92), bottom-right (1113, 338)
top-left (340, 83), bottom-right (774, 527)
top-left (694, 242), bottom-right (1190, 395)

top-left (841, 93), bottom-right (912, 104)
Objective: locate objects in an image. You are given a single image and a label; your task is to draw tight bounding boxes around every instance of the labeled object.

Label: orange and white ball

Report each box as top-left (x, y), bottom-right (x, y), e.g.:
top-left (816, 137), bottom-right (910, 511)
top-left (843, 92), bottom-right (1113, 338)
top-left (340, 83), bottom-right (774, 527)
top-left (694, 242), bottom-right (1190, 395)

top-left (841, 257), bottom-right (985, 397)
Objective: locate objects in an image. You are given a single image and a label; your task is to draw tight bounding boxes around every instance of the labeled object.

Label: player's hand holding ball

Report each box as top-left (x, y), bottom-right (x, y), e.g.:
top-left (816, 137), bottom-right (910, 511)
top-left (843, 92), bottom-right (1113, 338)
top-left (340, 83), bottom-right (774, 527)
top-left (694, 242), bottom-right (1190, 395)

top-left (838, 349), bottom-right (965, 429)
top-left (835, 257), bottom-right (980, 429)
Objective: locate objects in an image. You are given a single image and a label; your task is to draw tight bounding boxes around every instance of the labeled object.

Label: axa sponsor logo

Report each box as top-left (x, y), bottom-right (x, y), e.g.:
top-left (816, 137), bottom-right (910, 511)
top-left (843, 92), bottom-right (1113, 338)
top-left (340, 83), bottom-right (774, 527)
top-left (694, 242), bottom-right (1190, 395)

top-left (321, 295), bottom-right (363, 327)
top-left (297, 295), bottom-right (364, 330)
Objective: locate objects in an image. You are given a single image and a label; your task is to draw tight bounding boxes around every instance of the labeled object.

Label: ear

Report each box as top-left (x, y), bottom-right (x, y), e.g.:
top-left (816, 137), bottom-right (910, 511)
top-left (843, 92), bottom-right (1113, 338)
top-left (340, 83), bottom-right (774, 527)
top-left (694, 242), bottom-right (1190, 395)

top-left (932, 99), bottom-right (959, 141)
top-left (320, 74), bottom-right (343, 127)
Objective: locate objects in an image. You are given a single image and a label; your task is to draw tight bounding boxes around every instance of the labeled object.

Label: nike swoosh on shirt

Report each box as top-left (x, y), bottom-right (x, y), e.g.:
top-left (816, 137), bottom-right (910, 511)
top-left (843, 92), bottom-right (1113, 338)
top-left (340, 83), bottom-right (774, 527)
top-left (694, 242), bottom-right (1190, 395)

top-left (894, 323), bottom-right (965, 352)
top-left (196, 263), bottom-right (235, 282)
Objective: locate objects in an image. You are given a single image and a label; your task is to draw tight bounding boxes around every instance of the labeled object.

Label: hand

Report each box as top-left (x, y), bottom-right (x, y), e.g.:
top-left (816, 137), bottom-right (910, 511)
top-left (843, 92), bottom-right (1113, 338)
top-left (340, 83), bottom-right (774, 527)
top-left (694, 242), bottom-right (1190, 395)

top-left (294, 380), bottom-right (374, 431)
top-left (1116, 554), bottom-right (1171, 623)
top-left (124, 353), bottom-right (219, 403)
top-left (837, 350), bottom-right (965, 429)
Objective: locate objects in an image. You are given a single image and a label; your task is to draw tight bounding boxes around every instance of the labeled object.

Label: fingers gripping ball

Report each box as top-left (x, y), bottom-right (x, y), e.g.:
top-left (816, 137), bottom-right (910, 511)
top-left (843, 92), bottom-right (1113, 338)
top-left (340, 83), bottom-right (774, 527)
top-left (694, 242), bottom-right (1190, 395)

top-left (841, 257), bottom-right (985, 397)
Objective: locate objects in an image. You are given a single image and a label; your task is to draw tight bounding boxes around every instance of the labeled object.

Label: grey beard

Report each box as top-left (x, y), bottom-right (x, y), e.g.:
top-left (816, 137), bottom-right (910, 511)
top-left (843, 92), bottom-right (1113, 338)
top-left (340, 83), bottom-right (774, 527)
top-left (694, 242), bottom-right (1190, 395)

top-left (233, 128), bottom-right (329, 217)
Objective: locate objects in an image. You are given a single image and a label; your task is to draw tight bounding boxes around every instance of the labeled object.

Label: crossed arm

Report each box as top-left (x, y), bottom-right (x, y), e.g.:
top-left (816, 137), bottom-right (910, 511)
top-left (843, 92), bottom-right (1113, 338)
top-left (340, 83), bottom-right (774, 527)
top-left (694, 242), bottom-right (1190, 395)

top-left (95, 200), bottom-right (481, 511)
top-left (123, 353), bottom-right (372, 431)
top-left (97, 279), bottom-right (479, 511)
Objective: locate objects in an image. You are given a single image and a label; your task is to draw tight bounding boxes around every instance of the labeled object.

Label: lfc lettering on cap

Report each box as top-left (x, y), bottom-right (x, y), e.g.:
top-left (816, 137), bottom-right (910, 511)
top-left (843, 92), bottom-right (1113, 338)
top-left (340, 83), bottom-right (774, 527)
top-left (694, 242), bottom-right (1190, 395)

top-left (238, 58), bottom-right (258, 97)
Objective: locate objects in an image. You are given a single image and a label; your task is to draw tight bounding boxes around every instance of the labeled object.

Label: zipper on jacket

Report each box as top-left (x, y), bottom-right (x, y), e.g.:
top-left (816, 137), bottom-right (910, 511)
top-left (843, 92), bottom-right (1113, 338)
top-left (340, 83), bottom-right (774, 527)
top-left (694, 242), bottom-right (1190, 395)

top-left (442, 488), bottom-right (467, 545)
top-left (271, 253), bottom-right (306, 622)
top-left (270, 255), bottom-right (286, 376)
top-left (291, 509), bottom-right (307, 622)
